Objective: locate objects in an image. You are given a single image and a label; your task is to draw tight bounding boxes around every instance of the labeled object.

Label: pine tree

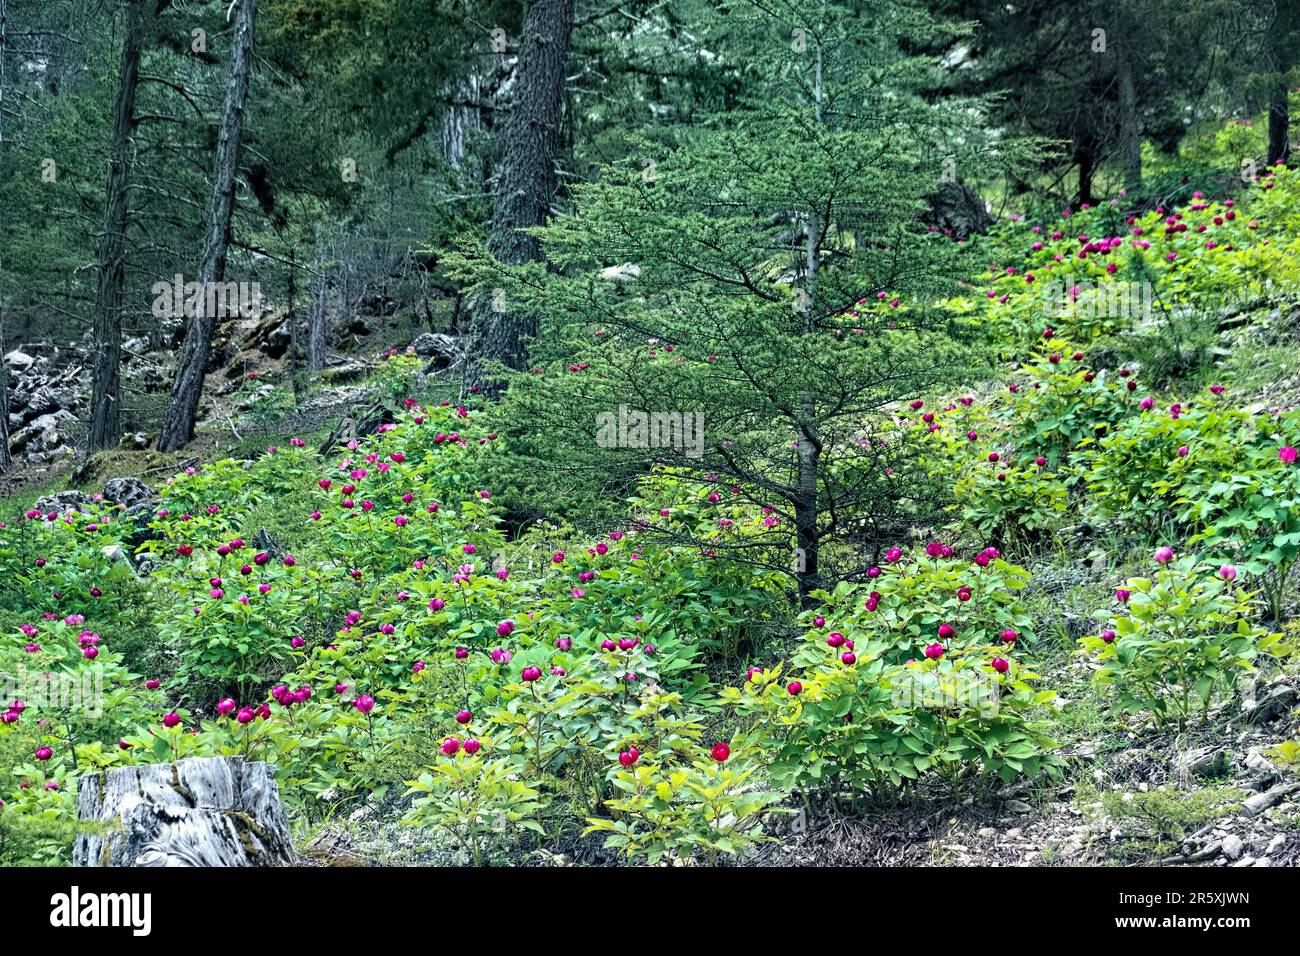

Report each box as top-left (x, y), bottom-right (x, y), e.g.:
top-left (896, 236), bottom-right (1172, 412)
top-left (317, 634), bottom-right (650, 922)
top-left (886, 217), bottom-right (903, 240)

top-left (458, 0), bottom-right (1021, 603)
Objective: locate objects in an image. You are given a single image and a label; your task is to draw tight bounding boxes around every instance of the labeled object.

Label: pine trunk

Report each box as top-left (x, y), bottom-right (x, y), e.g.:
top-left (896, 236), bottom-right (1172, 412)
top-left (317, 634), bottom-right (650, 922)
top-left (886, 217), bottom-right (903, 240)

top-left (73, 757), bottom-right (296, 867)
top-left (1267, 84), bottom-right (1290, 167)
top-left (794, 49), bottom-right (825, 608)
top-left (86, 0), bottom-right (146, 453)
top-left (307, 227), bottom-right (327, 372)
top-left (157, 0), bottom-right (256, 451)
top-left (1117, 40), bottom-right (1141, 192)
top-left (0, 0), bottom-right (10, 471)
top-left (466, 0), bottom-right (573, 391)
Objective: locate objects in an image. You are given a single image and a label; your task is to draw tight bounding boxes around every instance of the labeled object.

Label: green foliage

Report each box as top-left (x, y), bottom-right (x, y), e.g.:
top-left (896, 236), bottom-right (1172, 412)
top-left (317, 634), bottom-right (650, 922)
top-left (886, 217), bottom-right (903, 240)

top-left (1081, 561), bottom-right (1278, 728)
top-left (724, 562), bottom-right (1061, 795)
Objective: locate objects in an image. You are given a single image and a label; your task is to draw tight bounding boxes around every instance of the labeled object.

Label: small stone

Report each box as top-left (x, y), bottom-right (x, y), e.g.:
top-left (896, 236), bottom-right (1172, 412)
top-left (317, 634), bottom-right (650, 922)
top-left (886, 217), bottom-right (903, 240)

top-left (1221, 834), bottom-right (1244, 860)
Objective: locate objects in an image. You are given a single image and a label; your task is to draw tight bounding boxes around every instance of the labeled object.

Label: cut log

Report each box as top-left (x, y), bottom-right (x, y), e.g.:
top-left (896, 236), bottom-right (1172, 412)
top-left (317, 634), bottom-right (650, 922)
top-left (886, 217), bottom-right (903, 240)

top-left (73, 756), bottom-right (296, 867)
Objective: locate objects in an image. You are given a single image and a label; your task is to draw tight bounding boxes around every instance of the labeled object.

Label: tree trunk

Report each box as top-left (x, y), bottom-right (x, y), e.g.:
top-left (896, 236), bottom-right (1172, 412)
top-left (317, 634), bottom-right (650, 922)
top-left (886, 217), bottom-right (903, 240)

top-left (466, 0), bottom-right (573, 392)
top-left (0, 309), bottom-right (10, 472)
top-left (86, 0), bottom-right (147, 453)
top-left (1116, 38), bottom-right (1141, 192)
top-left (157, 0), bottom-right (256, 451)
top-left (73, 757), bottom-right (296, 867)
top-left (1267, 84), bottom-right (1290, 167)
top-left (0, 0), bottom-right (11, 470)
top-left (1076, 141), bottom-right (1094, 209)
top-left (307, 226), bottom-right (327, 372)
top-left (793, 42), bottom-right (825, 608)
top-left (1267, 0), bottom-right (1296, 167)
top-left (793, 207), bottom-right (823, 608)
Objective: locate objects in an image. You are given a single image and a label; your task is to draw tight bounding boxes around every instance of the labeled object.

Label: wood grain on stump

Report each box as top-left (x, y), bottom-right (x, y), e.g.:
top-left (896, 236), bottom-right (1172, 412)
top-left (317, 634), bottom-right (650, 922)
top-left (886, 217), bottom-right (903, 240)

top-left (73, 756), bottom-right (296, 867)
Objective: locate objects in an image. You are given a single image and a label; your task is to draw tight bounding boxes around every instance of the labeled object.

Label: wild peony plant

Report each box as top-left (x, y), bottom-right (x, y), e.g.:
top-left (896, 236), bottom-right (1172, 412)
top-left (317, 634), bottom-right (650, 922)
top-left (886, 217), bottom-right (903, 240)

top-left (1179, 427), bottom-right (1300, 620)
top-left (1079, 398), bottom-right (1259, 536)
top-left (725, 570), bottom-right (1060, 800)
top-left (1081, 557), bottom-right (1281, 729)
top-left (583, 732), bottom-right (785, 866)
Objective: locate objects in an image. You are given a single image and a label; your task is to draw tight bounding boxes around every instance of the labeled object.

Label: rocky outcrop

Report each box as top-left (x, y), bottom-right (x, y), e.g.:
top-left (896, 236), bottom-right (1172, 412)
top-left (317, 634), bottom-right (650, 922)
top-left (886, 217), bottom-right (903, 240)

top-left (103, 476), bottom-right (156, 509)
top-left (5, 349), bottom-right (88, 465)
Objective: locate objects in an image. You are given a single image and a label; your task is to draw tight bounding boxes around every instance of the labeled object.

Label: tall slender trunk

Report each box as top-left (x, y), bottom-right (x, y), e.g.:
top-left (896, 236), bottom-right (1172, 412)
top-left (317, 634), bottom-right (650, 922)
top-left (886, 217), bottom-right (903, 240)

top-left (794, 32), bottom-right (825, 607)
top-left (0, 0), bottom-right (11, 470)
top-left (86, 0), bottom-right (147, 453)
top-left (466, 0), bottom-right (573, 393)
top-left (1076, 142), bottom-right (1095, 208)
top-left (1267, 85), bottom-right (1290, 166)
top-left (795, 209), bottom-right (821, 606)
top-left (1117, 38), bottom-right (1141, 192)
top-left (307, 226), bottom-right (327, 371)
top-left (157, 0), bottom-right (256, 451)
top-left (1267, 0), bottom-right (1296, 167)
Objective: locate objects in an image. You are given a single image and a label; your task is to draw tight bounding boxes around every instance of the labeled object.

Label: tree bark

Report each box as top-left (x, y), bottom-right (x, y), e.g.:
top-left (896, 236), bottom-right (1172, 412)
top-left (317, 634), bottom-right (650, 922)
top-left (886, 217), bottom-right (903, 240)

top-left (73, 757), bottom-right (296, 867)
top-left (307, 228), bottom-right (327, 372)
top-left (1075, 140), bottom-right (1094, 209)
top-left (466, 0), bottom-right (573, 392)
top-left (157, 0), bottom-right (256, 451)
top-left (794, 211), bottom-right (821, 607)
top-left (1267, 85), bottom-right (1290, 167)
top-left (1267, 0), bottom-right (1296, 167)
top-left (86, 0), bottom-right (147, 453)
top-left (794, 38), bottom-right (825, 608)
top-left (1116, 36), bottom-right (1141, 192)
top-left (0, 0), bottom-right (11, 470)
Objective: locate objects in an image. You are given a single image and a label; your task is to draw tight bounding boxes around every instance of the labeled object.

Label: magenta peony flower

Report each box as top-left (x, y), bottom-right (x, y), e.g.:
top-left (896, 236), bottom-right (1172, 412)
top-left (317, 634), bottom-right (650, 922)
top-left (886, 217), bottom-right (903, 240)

top-left (1280, 446), bottom-right (1298, 464)
top-left (991, 658), bottom-right (1009, 673)
top-left (162, 712), bottom-right (181, 728)
top-left (355, 694), bottom-right (376, 714)
top-left (1219, 564), bottom-right (1237, 580)
top-left (787, 681), bottom-right (803, 696)
top-left (924, 643), bottom-right (944, 660)
top-left (217, 698), bottom-right (236, 716)
top-left (1154, 546), bottom-right (1174, 564)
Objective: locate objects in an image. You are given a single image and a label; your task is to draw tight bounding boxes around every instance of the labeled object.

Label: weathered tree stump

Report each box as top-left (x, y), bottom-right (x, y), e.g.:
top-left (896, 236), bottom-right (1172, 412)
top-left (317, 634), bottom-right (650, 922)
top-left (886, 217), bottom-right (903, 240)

top-left (73, 756), bottom-right (297, 867)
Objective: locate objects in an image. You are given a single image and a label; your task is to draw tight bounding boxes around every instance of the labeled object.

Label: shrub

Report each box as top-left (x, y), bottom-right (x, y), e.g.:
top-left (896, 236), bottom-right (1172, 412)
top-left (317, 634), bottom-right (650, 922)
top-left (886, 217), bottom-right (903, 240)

top-left (724, 569), bottom-right (1060, 798)
top-left (1080, 559), bottom-right (1279, 728)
